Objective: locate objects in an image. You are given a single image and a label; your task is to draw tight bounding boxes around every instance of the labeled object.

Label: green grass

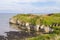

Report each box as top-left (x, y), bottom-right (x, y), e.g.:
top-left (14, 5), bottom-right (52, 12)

top-left (27, 34), bottom-right (56, 40)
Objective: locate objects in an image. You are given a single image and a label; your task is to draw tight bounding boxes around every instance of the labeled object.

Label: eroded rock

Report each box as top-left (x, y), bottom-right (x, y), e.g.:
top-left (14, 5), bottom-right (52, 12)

top-left (9, 18), bottom-right (17, 24)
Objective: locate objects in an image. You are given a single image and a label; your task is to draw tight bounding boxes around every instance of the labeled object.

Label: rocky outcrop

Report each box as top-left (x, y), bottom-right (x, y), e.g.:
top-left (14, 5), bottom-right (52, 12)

top-left (17, 20), bottom-right (22, 25)
top-left (25, 23), bottom-right (30, 32)
top-left (43, 26), bottom-right (53, 33)
top-left (9, 18), bottom-right (18, 24)
top-left (9, 18), bottom-right (54, 33)
top-left (40, 25), bottom-right (54, 33)
top-left (34, 25), bottom-right (40, 31)
top-left (34, 25), bottom-right (54, 33)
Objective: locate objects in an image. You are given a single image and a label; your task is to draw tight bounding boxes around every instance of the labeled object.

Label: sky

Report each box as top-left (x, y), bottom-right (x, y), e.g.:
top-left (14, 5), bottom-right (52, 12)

top-left (0, 0), bottom-right (60, 13)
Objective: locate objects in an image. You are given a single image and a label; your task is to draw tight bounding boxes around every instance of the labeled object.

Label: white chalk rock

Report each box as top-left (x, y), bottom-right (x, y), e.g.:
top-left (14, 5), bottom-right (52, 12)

top-left (26, 23), bottom-right (29, 26)
top-left (9, 18), bottom-right (17, 24)
top-left (35, 25), bottom-right (40, 31)
top-left (40, 25), bottom-right (45, 29)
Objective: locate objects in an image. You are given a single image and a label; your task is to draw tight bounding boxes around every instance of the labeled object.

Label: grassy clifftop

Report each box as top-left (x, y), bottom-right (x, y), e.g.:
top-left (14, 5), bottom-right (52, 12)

top-left (12, 13), bottom-right (60, 25)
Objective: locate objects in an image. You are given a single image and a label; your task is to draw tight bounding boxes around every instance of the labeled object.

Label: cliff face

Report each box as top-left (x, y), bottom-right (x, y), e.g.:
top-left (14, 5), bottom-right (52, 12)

top-left (9, 13), bottom-right (60, 33)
